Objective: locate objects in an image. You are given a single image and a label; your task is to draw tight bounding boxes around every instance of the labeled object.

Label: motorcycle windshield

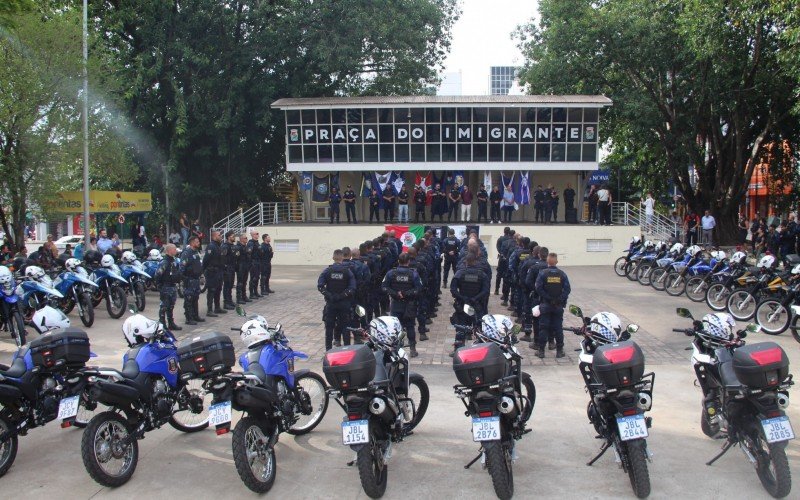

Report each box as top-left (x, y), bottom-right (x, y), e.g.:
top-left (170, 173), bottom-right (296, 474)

top-left (32, 282), bottom-right (64, 298)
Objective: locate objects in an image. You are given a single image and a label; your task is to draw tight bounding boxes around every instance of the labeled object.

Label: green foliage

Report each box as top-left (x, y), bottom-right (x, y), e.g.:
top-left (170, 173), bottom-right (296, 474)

top-left (0, 0), bottom-right (34, 28)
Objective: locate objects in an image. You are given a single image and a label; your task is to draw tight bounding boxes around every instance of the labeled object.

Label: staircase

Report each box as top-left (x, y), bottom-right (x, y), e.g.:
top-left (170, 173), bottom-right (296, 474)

top-left (611, 202), bottom-right (677, 242)
top-left (211, 202), bottom-right (305, 234)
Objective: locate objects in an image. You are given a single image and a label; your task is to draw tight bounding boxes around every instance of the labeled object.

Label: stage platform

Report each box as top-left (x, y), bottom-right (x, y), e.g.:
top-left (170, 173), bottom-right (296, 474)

top-left (247, 222), bottom-right (638, 266)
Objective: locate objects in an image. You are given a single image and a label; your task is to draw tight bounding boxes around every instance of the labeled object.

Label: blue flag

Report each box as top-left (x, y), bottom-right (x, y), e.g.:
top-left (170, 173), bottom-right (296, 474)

top-left (300, 172), bottom-right (312, 191)
top-left (360, 172), bottom-right (373, 196)
top-left (312, 174), bottom-right (330, 202)
top-left (516, 171), bottom-right (531, 205)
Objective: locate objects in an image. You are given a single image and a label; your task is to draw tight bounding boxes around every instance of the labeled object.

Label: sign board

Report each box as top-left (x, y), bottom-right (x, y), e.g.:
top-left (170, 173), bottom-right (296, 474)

top-left (44, 191), bottom-right (153, 214)
top-left (588, 170), bottom-right (610, 184)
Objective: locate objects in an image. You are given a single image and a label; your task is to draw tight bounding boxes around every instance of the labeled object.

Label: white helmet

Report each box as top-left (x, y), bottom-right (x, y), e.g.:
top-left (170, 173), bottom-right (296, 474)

top-left (239, 316), bottom-right (272, 348)
top-left (700, 313), bottom-right (735, 347)
top-left (669, 243), bottom-right (684, 255)
top-left (757, 255), bottom-right (776, 269)
top-left (631, 236), bottom-right (641, 244)
top-left (588, 311), bottom-right (622, 344)
top-left (65, 258), bottom-right (82, 272)
top-left (32, 306), bottom-right (71, 334)
top-left (710, 250), bottom-right (727, 261)
top-left (686, 245), bottom-right (702, 257)
top-left (643, 240), bottom-right (654, 249)
top-left (369, 316), bottom-right (402, 346)
top-left (121, 251), bottom-right (137, 264)
top-left (122, 314), bottom-right (161, 346)
top-left (480, 314), bottom-right (514, 343)
top-left (101, 254), bottom-right (115, 268)
top-left (25, 265), bottom-right (45, 281)
top-left (148, 249), bottom-right (162, 260)
top-left (0, 266), bottom-right (13, 287)
top-left (731, 251), bottom-right (747, 265)
top-left (791, 263), bottom-right (800, 275)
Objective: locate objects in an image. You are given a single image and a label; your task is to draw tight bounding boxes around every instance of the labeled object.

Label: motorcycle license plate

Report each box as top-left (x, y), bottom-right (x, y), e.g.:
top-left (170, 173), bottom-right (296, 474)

top-left (762, 416), bottom-right (795, 443)
top-left (617, 414), bottom-right (648, 441)
top-left (472, 416), bottom-right (501, 442)
top-left (57, 395), bottom-right (80, 420)
top-left (208, 401), bottom-right (232, 426)
top-left (342, 420), bottom-right (369, 445)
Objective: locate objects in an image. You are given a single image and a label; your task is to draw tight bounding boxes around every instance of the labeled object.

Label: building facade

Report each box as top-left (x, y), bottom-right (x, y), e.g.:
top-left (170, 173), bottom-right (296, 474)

top-left (489, 66), bottom-right (519, 95)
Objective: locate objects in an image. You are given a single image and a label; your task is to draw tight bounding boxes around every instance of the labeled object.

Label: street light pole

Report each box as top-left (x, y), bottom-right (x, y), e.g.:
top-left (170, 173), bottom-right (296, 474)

top-left (81, 0), bottom-right (90, 245)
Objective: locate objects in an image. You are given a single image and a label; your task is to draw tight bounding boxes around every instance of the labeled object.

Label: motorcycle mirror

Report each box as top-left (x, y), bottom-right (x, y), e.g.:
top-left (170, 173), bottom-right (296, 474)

top-left (568, 304), bottom-right (582, 318)
top-left (510, 324), bottom-right (522, 336)
top-left (620, 331), bottom-right (631, 341)
top-left (235, 305), bottom-right (246, 317)
top-left (676, 307), bottom-right (693, 319)
top-left (463, 304), bottom-right (475, 316)
top-left (627, 324), bottom-right (639, 334)
top-left (274, 323), bottom-right (282, 332)
top-left (745, 323), bottom-right (761, 334)
top-left (739, 331), bottom-right (747, 339)
top-left (355, 305), bottom-right (366, 318)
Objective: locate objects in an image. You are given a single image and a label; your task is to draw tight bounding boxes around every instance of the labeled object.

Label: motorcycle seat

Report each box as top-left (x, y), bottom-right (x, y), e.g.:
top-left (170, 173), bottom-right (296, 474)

top-left (372, 351), bottom-right (389, 384)
top-left (0, 357), bottom-right (27, 378)
top-left (718, 361), bottom-right (745, 391)
top-left (244, 362), bottom-right (267, 384)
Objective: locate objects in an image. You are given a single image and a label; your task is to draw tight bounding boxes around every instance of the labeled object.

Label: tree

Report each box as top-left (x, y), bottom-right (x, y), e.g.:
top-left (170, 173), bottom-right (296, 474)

top-left (518, 0), bottom-right (800, 243)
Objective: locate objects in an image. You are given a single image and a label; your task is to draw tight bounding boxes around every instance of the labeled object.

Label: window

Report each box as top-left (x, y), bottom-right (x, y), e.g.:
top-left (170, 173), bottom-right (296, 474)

top-left (274, 239), bottom-right (299, 252)
top-left (587, 239), bottom-right (613, 252)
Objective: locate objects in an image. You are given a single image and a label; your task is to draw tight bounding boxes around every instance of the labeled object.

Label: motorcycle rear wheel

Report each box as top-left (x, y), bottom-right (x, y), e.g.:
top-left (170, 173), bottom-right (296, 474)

top-left (0, 413), bottom-right (18, 478)
top-left (751, 434), bottom-right (791, 498)
top-left (685, 276), bottom-right (709, 302)
top-left (614, 257), bottom-right (628, 277)
top-left (232, 417), bottom-right (276, 493)
top-left (357, 434), bottom-right (388, 499)
top-left (79, 292), bottom-right (95, 328)
top-left (81, 411), bottom-right (138, 487)
top-left (705, 283), bottom-right (732, 311)
top-left (625, 439), bottom-right (651, 499)
top-left (485, 442), bottom-right (514, 500)
top-left (754, 300), bottom-right (790, 335)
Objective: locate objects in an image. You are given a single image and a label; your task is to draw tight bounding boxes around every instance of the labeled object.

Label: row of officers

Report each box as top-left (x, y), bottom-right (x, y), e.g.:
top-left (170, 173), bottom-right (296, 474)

top-left (316, 226), bottom-right (570, 359)
top-left (153, 230), bottom-right (274, 330)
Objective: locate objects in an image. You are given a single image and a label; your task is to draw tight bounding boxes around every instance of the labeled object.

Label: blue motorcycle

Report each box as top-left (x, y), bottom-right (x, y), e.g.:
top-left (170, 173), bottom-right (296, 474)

top-left (614, 240), bottom-right (644, 277)
top-left (684, 253), bottom-right (731, 302)
top-left (88, 263), bottom-right (128, 319)
top-left (142, 260), bottom-right (161, 291)
top-left (664, 251), bottom-right (708, 297)
top-left (16, 272), bottom-right (64, 329)
top-left (53, 265), bottom-right (98, 328)
top-left (0, 268), bottom-right (27, 347)
top-left (651, 253), bottom-right (692, 292)
top-left (80, 311), bottom-right (212, 487)
top-left (119, 261), bottom-right (151, 312)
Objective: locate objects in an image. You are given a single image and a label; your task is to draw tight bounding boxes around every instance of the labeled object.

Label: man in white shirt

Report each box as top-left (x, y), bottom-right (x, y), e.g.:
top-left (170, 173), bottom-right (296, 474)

top-left (701, 210), bottom-right (716, 245)
top-left (596, 185), bottom-right (611, 225)
top-left (642, 192), bottom-right (655, 230)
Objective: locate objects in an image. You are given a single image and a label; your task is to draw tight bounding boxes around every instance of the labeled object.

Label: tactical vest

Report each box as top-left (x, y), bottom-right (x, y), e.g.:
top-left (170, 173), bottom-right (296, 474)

top-left (444, 237), bottom-right (459, 253)
top-left (458, 268), bottom-right (483, 296)
top-left (325, 264), bottom-right (349, 294)
top-left (390, 268), bottom-right (415, 292)
top-left (542, 268), bottom-right (564, 298)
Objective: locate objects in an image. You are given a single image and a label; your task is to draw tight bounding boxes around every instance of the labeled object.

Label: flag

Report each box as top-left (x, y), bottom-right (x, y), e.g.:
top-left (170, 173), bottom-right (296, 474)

top-left (300, 172), bottom-right (312, 191)
top-left (501, 171), bottom-right (516, 192)
top-left (516, 171), bottom-right (531, 205)
top-left (330, 172), bottom-right (340, 190)
top-left (483, 171), bottom-right (492, 192)
top-left (384, 224), bottom-right (426, 251)
top-left (312, 174), bottom-right (330, 202)
top-left (432, 171), bottom-right (445, 190)
top-left (415, 172), bottom-right (432, 191)
top-left (360, 172), bottom-right (373, 196)
top-left (392, 171), bottom-right (405, 195)
top-left (375, 172), bottom-right (392, 193)
top-left (452, 170), bottom-right (465, 190)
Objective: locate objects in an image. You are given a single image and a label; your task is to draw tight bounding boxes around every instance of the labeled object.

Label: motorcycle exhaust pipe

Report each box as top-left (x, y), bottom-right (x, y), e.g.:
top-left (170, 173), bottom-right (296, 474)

top-left (498, 396), bottom-right (517, 416)
top-left (777, 392), bottom-right (790, 410)
top-left (368, 397), bottom-right (397, 421)
top-left (636, 393), bottom-right (652, 411)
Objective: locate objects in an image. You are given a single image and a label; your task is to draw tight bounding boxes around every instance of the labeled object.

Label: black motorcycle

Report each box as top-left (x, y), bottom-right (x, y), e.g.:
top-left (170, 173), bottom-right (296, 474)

top-left (452, 308), bottom-right (535, 500)
top-left (674, 307), bottom-right (794, 498)
top-left (323, 306), bottom-right (429, 498)
top-left (565, 305), bottom-right (654, 498)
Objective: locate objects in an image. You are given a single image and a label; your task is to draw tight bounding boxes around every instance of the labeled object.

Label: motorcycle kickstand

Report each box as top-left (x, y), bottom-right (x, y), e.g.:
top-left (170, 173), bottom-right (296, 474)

top-left (587, 441), bottom-right (611, 466)
top-left (464, 448), bottom-right (484, 469)
top-left (706, 440), bottom-right (734, 466)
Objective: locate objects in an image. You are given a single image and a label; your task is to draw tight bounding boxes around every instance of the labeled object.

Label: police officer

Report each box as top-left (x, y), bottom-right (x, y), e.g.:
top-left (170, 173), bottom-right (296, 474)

top-left (382, 253), bottom-right (423, 358)
top-left (441, 228), bottom-right (459, 287)
top-left (534, 252), bottom-right (571, 359)
top-left (236, 234), bottom-right (251, 303)
top-left (517, 243), bottom-right (542, 340)
top-left (500, 231), bottom-right (517, 305)
top-left (181, 236), bottom-right (204, 325)
top-left (260, 234), bottom-right (274, 295)
top-left (342, 185), bottom-right (357, 224)
top-left (369, 188), bottom-right (381, 223)
top-left (202, 230), bottom-right (227, 317)
top-left (247, 230), bottom-right (262, 299)
top-left (449, 253), bottom-right (489, 354)
top-left (477, 185), bottom-right (489, 223)
top-left (533, 185), bottom-right (544, 223)
top-left (489, 185), bottom-right (502, 223)
top-left (406, 247), bottom-right (430, 339)
top-left (155, 244), bottom-right (182, 331)
top-left (447, 184), bottom-right (461, 222)
top-left (382, 185), bottom-right (396, 222)
top-left (329, 187), bottom-right (342, 224)
top-left (542, 184), bottom-right (553, 224)
top-left (221, 230), bottom-right (237, 309)
top-left (525, 246), bottom-right (549, 347)
top-left (318, 249), bottom-right (356, 350)
top-left (414, 186), bottom-right (426, 222)
top-left (508, 237), bottom-right (532, 319)
top-left (495, 227), bottom-right (511, 295)
top-left (342, 246), bottom-right (369, 343)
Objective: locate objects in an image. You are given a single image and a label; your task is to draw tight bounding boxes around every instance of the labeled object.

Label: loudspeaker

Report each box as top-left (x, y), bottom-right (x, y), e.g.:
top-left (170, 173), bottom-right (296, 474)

top-left (565, 208), bottom-right (578, 224)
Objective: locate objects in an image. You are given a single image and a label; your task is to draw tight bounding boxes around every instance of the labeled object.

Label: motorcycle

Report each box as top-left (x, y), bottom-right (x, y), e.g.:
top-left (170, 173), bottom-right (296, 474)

top-left (0, 307), bottom-right (97, 478)
top-left (52, 264), bottom-right (98, 328)
top-left (633, 244), bottom-right (668, 286)
top-left (208, 307), bottom-right (329, 492)
top-left (683, 251), bottom-right (731, 302)
top-left (323, 307), bottom-right (429, 499)
top-left (674, 307), bottom-right (794, 498)
top-left (564, 305), bottom-right (654, 498)
top-left (651, 252), bottom-right (691, 292)
top-left (613, 240), bottom-right (644, 277)
top-left (727, 265), bottom-right (789, 322)
top-left (88, 263), bottom-right (128, 319)
top-left (119, 260), bottom-right (151, 312)
top-left (753, 264), bottom-right (800, 335)
top-left (452, 306), bottom-right (535, 500)
top-left (142, 259), bottom-right (161, 291)
top-left (0, 269), bottom-right (28, 347)
top-left (16, 270), bottom-right (65, 326)
top-left (80, 308), bottom-right (213, 487)
top-left (663, 248), bottom-right (705, 297)
top-left (706, 265), bottom-right (758, 312)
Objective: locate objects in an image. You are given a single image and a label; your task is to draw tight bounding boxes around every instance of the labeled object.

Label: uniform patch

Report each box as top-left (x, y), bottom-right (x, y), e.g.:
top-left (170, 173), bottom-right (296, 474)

top-left (395, 275), bottom-right (410, 282)
top-left (546, 276), bottom-right (562, 283)
top-left (330, 272), bottom-right (344, 279)
top-left (463, 274), bottom-right (479, 282)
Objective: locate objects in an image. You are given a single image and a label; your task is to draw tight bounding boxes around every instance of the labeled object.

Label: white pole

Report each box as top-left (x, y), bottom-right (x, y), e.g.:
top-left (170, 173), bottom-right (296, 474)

top-left (82, 0), bottom-right (90, 245)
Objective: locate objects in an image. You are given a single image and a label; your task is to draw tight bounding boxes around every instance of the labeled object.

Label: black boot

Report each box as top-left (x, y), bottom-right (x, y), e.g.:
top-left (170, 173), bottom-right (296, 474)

top-left (449, 341), bottom-right (464, 358)
top-left (185, 315), bottom-right (197, 326)
top-left (207, 308), bottom-right (218, 318)
top-left (168, 315), bottom-right (182, 331)
top-left (214, 306), bottom-right (227, 314)
top-left (409, 344), bottom-right (418, 358)
top-left (556, 348), bottom-right (565, 358)
top-left (224, 303), bottom-right (236, 310)
top-left (194, 303), bottom-right (205, 322)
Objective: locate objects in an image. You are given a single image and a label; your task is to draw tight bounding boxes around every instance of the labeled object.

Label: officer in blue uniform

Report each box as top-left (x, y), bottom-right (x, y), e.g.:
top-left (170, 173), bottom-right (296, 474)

top-left (343, 185), bottom-right (357, 224)
top-left (382, 253), bottom-right (423, 357)
top-left (155, 244), bottom-right (182, 331)
top-left (534, 252), bottom-right (571, 359)
top-left (318, 249), bottom-right (356, 349)
top-left (221, 230), bottom-right (238, 309)
top-left (202, 230), bottom-right (227, 316)
top-left (441, 228), bottom-right (460, 287)
top-left (236, 234), bottom-right (251, 303)
top-left (246, 230), bottom-right (262, 299)
top-left (341, 246), bottom-right (370, 343)
top-left (180, 236), bottom-right (204, 325)
top-left (449, 253), bottom-right (489, 355)
top-left (329, 187), bottom-right (342, 224)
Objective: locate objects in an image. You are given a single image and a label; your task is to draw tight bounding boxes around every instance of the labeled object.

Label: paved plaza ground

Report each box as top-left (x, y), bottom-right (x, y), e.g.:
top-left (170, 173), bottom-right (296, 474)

top-left (0, 265), bottom-right (798, 499)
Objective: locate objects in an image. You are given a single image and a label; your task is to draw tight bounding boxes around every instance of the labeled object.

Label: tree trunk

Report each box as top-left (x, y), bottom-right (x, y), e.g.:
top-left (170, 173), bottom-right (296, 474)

top-left (714, 211), bottom-right (740, 248)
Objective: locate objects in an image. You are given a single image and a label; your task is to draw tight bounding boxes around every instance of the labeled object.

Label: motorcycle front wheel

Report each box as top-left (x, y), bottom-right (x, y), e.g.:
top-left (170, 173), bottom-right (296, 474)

top-left (287, 371), bottom-right (329, 435)
top-left (614, 257), bottom-right (629, 277)
top-left (664, 272), bottom-right (686, 297)
top-left (133, 281), bottom-right (146, 312)
top-left (625, 439), bottom-right (651, 498)
top-left (485, 442), bottom-right (514, 500)
top-left (106, 286), bottom-right (127, 319)
top-left (792, 315), bottom-right (800, 344)
top-left (0, 412), bottom-right (19, 478)
top-left (357, 433), bottom-right (388, 499)
top-left (399, 373), bottom-right (430, 434)
top-left (685, 276), bottom-right (709, 302)
top-left (755, 300), bottom-right (791, 335)
top-left (727, 290), bottom-right (757, 321)
top-left (11, 309), bottom-right (26, 347)
top-left (81, 411), bottom-right (138, 487)
top-left (232, 417), bottom-right (276, 493)
top-left (79, 292), bottom-right (95, 328)
top-left (706, 283), bottom-right (732, 311)
top-left (636, 263), bottom-right (653, 286)
top-left (650, 268), bottom-right (668, 291)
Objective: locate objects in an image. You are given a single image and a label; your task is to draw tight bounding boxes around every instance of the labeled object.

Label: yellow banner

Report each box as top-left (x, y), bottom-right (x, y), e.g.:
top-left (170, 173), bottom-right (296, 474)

top-left (44, 191), bottom-right (153, 213)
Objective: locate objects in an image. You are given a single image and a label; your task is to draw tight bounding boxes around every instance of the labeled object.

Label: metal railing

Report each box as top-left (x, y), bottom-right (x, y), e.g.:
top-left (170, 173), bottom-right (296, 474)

top-left (211, 202), bottom-right (305, 233)
top-left (611, 202), bottom-right (678, 241)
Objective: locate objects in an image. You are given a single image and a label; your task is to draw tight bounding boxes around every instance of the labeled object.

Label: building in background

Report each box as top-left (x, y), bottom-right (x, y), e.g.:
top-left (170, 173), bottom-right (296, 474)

top-left (489, 66), bottom-right (520, 95)
top-left (437, 71), bottom-right (463, 96)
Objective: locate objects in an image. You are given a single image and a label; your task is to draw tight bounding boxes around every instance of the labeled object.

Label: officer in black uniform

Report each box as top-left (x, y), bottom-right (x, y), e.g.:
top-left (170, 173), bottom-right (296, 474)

top-left (382, 252), bottom-right (423, 357)
top-left (517, 244), bottom-right (542, 340)
top-left (525, 246), bottom-right (549, 347)
top-left (449, 253), bottom-right (489, 354)
top-left (477, 185), bottom-right (489, 223)
top-left (343, 185), bottom-right (357, 224)
top-left (247, 230), bottom-right (262, 299)
top-left (542, 185), bottom-right (553, 224)
top-left (329, 187), bottom-right (342, 224)
top-left (414, 186), bottom-right (426, 222)
top-left (369, 188), bottom-right (380, 223)
top-left (441, 228), bottom-right (460, 287)
top-left (447, 185), bottom-right (461, 222)
top-left (406, 247), bottom-right (430, 339)
top-left (202, 230), bottom-right (227, 317)
top-left (533, 185), bottom-right (544, 223)
top-left (259, 234), bottom-right (274, 294)
top-left (180, 236), bottom-right (204, 325)
top-left (221, 230), bottom-right (237, 309)
top-left (534, 252), bottom-right (571, 359)
top-left (341, 246), bottom-right (369, 343)
top-left (155, 244), bottom-right (182, 331)
top-left (318, 249), bottom-right (356, 350)
top-left (236, 234), bottom-right (251, 303)
top-left (495, 227), bottom-right (510, 295)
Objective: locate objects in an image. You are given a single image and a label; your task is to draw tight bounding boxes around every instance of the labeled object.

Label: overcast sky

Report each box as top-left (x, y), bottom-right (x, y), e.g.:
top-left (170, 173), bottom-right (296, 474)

top-left (441, 0), bottom-right (539, 95)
